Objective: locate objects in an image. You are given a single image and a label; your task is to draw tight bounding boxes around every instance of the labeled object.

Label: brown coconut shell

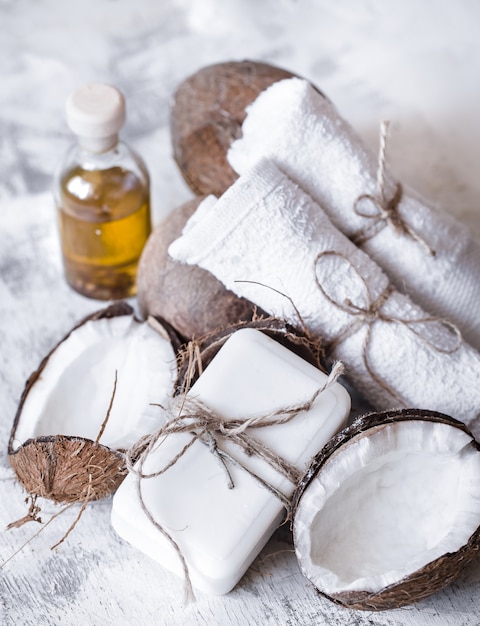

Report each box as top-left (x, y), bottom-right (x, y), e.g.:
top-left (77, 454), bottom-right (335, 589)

top-left (292, 409), bottom-right (480, 611)
top-left (170, 60), bottom-right (302, 197)
top-left (8, 302), bottom-right (181, 504)
top-left (9, 436), bottom-right (127, 504)
top-left (137, 196), bottom-right (265, 340)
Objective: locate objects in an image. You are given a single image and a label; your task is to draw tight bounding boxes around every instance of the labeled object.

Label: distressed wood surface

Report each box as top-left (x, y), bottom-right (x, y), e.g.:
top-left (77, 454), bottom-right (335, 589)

top-left (2, 2), bottom-right (480, 624)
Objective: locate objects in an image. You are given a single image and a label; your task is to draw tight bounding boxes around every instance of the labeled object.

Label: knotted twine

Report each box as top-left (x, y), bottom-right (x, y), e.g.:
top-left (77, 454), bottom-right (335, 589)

top-left (126, 354), bottom-right (345, 602)
top-left (351, 120), bottom-right (436, 257)
top-left (314, 250), bottom-right (462, 406)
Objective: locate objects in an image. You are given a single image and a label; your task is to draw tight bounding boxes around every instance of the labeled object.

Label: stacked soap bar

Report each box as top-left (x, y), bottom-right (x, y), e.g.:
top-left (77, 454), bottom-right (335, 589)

top-left (111, 328), bottom-right (350, 595)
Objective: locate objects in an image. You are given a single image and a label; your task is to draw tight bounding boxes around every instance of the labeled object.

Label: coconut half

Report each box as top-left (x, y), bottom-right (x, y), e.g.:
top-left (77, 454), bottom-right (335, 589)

top-left (292, 409), bottom-right (480, 610)
top-left (8, 302), bottom-right (180, 503)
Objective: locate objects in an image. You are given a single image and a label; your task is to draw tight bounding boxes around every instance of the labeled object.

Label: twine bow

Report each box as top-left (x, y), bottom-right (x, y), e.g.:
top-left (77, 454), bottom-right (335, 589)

top-left (126, 357), bottom-right (344, 602)
top-left (351, 120), bottom-right (436, 257)
top-left (314, 250), bottom-right (462, 405)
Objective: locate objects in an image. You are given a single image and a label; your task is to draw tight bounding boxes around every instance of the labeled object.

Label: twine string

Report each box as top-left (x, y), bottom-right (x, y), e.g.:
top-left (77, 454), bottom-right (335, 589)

top-left (128, 362), bottom-right (343, 489)
top-left (126, 358), bottom-right (344, 602)
top-left (314, 250), bottom-right (462, 404)
top-left (352, 120), bottom-right (436, 257)
top-left (50, 475), bottom-right (94, 551)
top-left (95, 370), bottom-right (118, 445)
top-left (6, 495), bottom-right (42, 530)
top-left (1, 502), bottom-right (75, 570)
top-left (376, 119), bottom-right (389, 205)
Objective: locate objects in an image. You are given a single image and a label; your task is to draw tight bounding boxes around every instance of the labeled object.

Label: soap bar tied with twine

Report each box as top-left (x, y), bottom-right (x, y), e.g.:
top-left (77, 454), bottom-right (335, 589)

top-left (168, 159), bottom-right (480, 437)
top-left (125, 350), bottom-right (344, 602)
top-left (226, 78), bottom-right (480, 349)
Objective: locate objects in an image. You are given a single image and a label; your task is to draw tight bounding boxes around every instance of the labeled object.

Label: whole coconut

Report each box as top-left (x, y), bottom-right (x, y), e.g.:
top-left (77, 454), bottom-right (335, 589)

top-left (137, 197), bottom-right (264, 340)
top-left (170, 60), bottom-right (300, 197)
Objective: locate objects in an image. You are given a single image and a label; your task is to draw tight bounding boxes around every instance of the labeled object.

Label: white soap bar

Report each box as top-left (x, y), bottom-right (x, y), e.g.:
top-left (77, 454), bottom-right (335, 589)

top-left (111, 329), bottom-right (350, 595)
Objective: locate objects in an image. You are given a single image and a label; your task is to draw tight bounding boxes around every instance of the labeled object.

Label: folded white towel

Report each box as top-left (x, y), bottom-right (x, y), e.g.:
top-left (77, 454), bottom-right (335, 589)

top-left (227, 78), bottom-right (480, 350)
top-left (169, 161), bottom-right (480, 437)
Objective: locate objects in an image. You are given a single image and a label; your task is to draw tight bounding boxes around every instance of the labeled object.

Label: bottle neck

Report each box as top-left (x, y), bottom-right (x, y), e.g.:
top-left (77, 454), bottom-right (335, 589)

top-left (77, 133), bottom-right (119, 154)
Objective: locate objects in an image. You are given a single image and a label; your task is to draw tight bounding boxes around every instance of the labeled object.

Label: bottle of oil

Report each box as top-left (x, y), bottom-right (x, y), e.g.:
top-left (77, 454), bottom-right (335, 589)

top-left (54, 83), bottom-right (152, 300)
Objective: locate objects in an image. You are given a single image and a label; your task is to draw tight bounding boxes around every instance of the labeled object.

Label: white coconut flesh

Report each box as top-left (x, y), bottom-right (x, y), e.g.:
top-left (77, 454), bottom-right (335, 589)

top-left (293, 420), bottom-right (480, 596)
top-left (12, 315), bottom-right (177, 451)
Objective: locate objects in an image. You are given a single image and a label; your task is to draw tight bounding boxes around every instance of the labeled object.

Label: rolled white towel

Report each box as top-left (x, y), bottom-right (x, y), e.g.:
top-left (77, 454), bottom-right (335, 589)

top-left (169, 160), bottom-right (480, 437)
top-left (227, 77), bottom-right (480, 350)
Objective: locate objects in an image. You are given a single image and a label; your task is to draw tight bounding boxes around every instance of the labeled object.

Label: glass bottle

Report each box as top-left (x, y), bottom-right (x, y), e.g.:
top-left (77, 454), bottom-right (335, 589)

top-left (54, 83), bottom-right (152, 300)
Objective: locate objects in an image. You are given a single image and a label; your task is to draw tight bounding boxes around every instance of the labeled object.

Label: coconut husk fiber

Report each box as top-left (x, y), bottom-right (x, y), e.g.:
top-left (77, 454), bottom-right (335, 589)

top-left (9, 436), bottom-right (127, 504)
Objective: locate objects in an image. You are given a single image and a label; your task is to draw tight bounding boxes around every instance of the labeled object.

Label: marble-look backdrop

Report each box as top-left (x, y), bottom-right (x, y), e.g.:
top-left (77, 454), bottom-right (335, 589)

top-left (2, 1), bottom-right (480, 625)
top-left (2, 0), bottom-right (480, 224)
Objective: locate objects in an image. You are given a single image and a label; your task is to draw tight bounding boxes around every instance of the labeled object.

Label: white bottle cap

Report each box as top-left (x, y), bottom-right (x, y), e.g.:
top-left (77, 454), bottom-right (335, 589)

top-left (66, 83), bottom-right (126, 153)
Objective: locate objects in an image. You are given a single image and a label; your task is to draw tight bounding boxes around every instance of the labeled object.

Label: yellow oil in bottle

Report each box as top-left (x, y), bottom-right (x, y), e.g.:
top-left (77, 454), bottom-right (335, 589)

top-left (57, 165), bottom-right (151, 300)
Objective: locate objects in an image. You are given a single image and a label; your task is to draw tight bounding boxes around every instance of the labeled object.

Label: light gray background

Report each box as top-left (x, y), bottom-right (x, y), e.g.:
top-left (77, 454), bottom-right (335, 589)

top-left (1, 1), bottom-right (480, 624)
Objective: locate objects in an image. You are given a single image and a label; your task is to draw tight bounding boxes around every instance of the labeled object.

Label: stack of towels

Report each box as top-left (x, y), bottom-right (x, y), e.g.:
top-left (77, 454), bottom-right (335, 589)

top-left (169, 77), bottom-right (480, 438)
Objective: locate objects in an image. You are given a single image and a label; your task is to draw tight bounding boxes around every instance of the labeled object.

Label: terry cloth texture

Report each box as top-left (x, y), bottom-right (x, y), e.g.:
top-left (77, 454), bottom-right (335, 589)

top-left (227, 78), bottom-right (480, 350)
top-left (169, 160), bottom-right (480, 437)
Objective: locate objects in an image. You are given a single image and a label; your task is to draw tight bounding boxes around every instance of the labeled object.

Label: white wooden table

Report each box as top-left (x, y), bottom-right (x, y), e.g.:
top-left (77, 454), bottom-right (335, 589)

top-left (2, 2), bottom-right (480, 624)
